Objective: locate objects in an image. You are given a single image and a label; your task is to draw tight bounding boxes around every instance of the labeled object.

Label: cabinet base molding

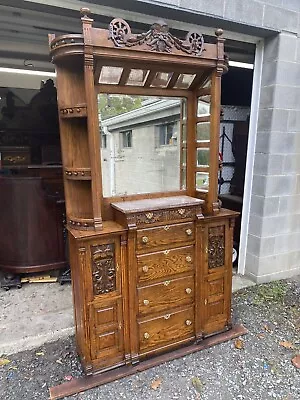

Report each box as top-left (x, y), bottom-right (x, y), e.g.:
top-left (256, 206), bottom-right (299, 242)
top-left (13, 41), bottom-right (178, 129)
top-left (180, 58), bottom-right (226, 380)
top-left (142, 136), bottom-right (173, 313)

top-left (49, 324), bottom-right (247, 400)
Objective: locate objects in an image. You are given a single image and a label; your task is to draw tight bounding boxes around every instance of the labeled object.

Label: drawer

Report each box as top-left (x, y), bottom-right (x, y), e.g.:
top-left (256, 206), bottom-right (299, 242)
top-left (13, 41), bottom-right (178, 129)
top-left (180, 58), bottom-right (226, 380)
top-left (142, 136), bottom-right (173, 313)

top-left (138, 276), bottom-right (194, 316)
top-left (137, 245), bottom-right (194, 283)
top-left (136, 222), bottom-right (194, 251)
top-left (139, 307), bottom-right (194, 353)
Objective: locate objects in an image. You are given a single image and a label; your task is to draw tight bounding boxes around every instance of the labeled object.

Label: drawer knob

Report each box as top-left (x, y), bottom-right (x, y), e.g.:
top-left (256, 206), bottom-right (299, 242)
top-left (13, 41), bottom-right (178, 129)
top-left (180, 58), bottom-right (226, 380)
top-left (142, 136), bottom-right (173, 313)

top-left (142, 236), bottom-right (149, 244)
top-left (163, 280), bottom-right (170, 286)
top-left (142, 265), bottom-right (149, 273)
top-left (185, 287), bottom-right (192, 294)
top-left (186, 255), bottom-right (192, 263)
top-left (144, 332), bottom-right (150, 339)
top-left (143, 299), bottom-right (150, 306)
top-left (163, 249), bottom-right (170, 255)
top-left (164, 314), bottom-right (171, 320)
top-left (185, 229), bottom-right (192, 236)
top-left (164, 225), bottom-right (170, 231)
top-left (185, 319), bottom-right (192, 326)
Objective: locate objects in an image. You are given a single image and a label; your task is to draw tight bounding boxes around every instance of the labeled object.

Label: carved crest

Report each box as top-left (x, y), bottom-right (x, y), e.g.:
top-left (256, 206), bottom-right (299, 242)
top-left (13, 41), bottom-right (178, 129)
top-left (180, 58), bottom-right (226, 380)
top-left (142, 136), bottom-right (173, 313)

top-left (109, 18), bottom-right (204, 56)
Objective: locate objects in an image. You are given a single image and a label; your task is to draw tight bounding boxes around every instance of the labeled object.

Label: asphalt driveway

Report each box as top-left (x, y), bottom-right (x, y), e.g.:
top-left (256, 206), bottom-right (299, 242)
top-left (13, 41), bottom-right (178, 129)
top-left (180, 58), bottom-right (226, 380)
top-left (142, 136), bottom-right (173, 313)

top-left (0, 277), bottom-right (299, 400)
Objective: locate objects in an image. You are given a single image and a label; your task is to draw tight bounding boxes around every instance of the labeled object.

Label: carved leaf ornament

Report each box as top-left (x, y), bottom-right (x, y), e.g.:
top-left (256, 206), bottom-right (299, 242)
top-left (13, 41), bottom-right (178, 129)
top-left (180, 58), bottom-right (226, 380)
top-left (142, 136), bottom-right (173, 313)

top-left (208, 226), bottom-right (225, 269)
top-left (91, 244), bottom-right (116, 295)
top-left (109, 18), bottom-right (204, 56)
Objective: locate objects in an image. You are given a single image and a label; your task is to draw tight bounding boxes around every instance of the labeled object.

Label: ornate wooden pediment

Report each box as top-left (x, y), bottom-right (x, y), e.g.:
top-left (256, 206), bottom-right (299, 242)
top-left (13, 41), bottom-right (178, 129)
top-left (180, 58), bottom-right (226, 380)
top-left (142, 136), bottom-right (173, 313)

top-left (108, 18), bottom-right (205, 56)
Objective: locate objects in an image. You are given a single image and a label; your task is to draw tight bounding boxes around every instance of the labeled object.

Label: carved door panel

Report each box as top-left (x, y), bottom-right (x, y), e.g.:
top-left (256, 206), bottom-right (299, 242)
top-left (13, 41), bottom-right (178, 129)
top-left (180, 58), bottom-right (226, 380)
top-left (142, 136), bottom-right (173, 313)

top-left (87, 235), bottom-right (127, 368)
top-left (202, 271), bottom-right (230, 335)
top-left (202, 220), bottom-right (229, 276)
top-left (89, 237), bottom-right (122, 300)
top-left (200, 218), bottom-right (232, 336)
top-left (89, 298), bottom-right (124, 363)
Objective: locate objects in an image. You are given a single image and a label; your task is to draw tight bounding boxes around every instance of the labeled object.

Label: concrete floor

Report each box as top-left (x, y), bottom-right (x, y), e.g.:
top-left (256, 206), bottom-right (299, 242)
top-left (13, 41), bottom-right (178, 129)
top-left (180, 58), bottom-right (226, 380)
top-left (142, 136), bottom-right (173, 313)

top-left (0, 273), bottom-right (255, 356)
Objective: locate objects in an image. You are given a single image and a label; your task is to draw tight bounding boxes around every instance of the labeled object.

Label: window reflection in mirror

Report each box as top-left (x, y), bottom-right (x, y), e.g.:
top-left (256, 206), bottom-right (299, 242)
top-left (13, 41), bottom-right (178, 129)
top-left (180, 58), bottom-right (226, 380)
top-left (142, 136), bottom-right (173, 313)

top-left (98, 94), bottom-right (187, 197)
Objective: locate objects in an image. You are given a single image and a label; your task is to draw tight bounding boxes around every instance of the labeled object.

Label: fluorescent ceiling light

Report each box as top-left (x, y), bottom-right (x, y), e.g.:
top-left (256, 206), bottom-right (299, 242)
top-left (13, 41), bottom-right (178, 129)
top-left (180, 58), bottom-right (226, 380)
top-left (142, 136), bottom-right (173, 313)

top-left (228, 61), bottom-right (254, 69)
top-left (0, 67), bottom-right (56, 77)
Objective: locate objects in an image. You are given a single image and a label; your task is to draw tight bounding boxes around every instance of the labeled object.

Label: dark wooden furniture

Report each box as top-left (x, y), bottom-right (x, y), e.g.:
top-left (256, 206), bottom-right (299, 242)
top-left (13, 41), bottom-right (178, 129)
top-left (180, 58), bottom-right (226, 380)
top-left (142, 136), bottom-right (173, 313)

top-left (0, 170), bottom-right (66, 279)
top-left (0, 146), bottom-right (31, 166)
top-left (0, 78), bottom-right (66, 287)
top-left (49, 9), bottom-right (238, 377)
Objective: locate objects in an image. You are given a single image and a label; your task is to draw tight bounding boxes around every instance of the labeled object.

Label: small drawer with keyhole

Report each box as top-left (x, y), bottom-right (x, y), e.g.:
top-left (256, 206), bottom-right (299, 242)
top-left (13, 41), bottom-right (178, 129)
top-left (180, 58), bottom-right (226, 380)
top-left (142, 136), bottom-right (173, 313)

top-left (137, 245), bottom-right (194, 283)
top-left (138, 307), bottom-right (194, 353)
top-left (136, 222), bottom-right (194, 252)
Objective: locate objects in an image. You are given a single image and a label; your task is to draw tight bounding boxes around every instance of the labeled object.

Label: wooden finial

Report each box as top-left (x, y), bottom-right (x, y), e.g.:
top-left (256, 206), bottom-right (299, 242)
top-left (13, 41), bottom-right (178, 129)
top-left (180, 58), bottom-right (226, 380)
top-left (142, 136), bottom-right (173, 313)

top-left (215, 28), bottom-right (223, 37)
top-left (80, 7), bottom-right (91, 18)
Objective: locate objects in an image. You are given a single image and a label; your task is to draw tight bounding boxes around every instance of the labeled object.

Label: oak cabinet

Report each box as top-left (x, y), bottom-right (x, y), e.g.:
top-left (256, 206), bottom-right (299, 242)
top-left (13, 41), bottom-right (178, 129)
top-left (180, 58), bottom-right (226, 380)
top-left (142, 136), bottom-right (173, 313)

top-left (67, 198), bottom-right (236, 374)
top-left (50, 9), bottom-right (238, 378)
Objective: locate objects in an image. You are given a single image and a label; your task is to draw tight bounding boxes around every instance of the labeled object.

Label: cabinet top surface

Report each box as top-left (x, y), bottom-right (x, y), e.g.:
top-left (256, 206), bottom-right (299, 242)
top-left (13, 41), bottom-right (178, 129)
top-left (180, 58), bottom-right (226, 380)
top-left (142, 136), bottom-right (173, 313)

top-left (111, 196), bottom-right (204, 214)
top-left (68, 220), bottom-right (126, 239)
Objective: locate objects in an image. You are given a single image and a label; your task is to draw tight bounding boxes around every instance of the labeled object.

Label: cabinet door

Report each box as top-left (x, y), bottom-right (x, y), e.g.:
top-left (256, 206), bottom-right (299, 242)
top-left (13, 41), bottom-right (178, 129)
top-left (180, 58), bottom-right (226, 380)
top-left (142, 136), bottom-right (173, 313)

top-left (87, 236), bottom-right (127, 370)
top-left (201, 219), bottom-right (233, 336)
top-left (89, 298), bottom-right (124, 364)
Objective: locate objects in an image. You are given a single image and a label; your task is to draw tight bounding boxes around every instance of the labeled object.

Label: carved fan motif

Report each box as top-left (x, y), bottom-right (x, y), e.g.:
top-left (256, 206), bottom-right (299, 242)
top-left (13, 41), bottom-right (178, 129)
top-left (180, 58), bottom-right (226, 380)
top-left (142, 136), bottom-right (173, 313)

top-left (108, 18), bottom-right (131, 47)
top-left (185, 32), bottom-right (205, 56)
top-left (109, 18), bottom-right (204, 56)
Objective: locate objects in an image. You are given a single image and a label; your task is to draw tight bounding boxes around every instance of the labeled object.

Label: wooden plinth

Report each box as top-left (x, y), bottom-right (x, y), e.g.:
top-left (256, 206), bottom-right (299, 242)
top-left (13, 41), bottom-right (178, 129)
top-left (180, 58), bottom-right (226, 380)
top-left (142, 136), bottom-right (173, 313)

top-left (50, 324), bottom-right (247, 400)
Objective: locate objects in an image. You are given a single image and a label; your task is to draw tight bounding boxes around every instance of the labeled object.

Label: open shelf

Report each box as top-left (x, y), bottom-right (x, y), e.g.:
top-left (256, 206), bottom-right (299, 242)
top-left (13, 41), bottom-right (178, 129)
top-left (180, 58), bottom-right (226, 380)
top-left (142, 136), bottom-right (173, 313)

top-left (64, 167), bottom-right (91, 180)
top-left (59, 104), bottom-right (87, 119)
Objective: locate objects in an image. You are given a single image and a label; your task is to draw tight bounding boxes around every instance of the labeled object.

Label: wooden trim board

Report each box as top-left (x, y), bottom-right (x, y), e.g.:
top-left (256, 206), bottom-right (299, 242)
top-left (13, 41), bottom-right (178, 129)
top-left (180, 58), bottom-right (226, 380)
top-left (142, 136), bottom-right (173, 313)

top-left (50, 324), bottom-right (247, 399)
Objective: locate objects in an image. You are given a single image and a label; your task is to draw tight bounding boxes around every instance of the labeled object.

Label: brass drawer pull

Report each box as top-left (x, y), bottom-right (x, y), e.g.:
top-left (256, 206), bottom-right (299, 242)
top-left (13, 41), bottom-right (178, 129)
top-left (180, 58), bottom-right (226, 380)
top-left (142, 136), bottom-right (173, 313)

top-left (144, 332), bottom-right (150, 339)
top-left (142, 236), bottom-right (149, 244)
top-left (164, 314), bottom-right (171, 320)
top-left (186, 255), bottom-right (192, 263)
top-left (163, 280), bottom-right (170, 286)
top-left (185, 319), bottom-right (192, 326)
top-left (142, 265), bottom-right (149, 273)
top-left (164, 225), bottom-right (170, 231)
top-left (185, 287), bottom-right (192, 294)
top-left (185, 229), bottom-right (192, 236)
top-left (143, 299), bottom-right (150, 306)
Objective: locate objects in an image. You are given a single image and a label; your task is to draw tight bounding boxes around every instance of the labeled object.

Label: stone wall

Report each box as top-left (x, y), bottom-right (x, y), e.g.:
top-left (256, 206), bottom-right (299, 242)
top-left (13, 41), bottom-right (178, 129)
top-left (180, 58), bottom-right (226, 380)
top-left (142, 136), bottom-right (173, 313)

top-left (134, 0), bottom-right (300, 33)
top-left (247, 31), bottom-right (300, 282)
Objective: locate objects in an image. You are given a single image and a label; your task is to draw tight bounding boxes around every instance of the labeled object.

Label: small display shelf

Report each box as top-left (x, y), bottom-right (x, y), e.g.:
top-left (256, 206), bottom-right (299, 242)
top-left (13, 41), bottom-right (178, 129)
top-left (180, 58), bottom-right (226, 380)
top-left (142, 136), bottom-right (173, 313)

top-left (59, 104), bottom-right (87, 118)
top-left (68, 215), bottom-right (95, 230)
top-left (64, 167), bottom-right (91, 180)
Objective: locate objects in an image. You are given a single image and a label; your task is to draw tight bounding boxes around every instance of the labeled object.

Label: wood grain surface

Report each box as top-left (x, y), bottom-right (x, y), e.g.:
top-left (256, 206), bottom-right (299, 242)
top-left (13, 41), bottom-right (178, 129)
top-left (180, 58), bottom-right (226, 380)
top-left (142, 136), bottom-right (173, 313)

top-left (137, 245), bottom-right (194, 283)
top-left (138, 275), bottom-right (194, 316)
top-left (138, 307), bottom-right (194, 352)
